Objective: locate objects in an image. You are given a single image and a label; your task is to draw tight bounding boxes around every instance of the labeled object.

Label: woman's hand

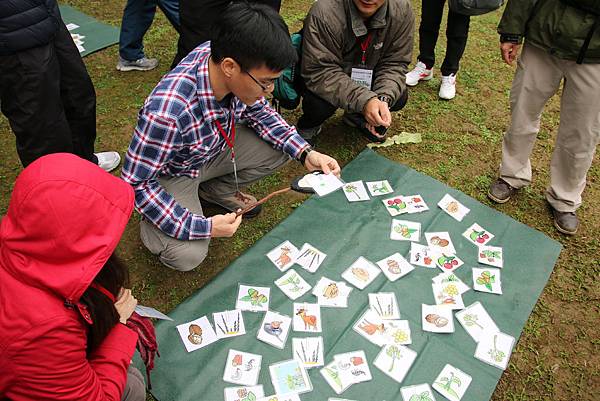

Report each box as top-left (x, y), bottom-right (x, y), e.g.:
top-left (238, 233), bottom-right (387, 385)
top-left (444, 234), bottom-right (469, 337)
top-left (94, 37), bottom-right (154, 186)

top-left (114, 288), bottom-right (137, 324)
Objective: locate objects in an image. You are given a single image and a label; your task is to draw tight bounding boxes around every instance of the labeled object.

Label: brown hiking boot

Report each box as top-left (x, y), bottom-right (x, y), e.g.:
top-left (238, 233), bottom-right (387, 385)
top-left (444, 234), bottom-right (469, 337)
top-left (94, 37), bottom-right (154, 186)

top-left (551, 207), bottom-right (579, 235)
top-left (487, 178), bottom-right (518, 204)
top-left (198, 189), bottom-right (262, 218)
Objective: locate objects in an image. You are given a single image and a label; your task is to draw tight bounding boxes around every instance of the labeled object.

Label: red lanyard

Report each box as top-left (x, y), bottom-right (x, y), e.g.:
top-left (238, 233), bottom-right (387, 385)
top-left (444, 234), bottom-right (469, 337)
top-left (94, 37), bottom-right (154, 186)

top-left (358, 32), bottom-right (373, 65)
top-left (214, 113), bottom-right (236, 159)
top-left (90, 282), bottom-right (116, 303)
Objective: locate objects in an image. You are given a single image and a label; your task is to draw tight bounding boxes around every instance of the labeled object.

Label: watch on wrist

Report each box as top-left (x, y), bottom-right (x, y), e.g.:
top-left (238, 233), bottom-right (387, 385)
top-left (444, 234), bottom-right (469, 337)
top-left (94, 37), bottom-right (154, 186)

top-left (299, 147), bottom-right (313, 165)
top-left (377, 95), bottom-right (391, 104)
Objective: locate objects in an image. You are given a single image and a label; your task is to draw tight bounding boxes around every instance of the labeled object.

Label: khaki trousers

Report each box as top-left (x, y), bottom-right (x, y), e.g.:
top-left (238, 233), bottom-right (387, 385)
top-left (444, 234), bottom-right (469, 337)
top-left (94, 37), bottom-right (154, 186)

top-left (121, 366), bottom-right (145, 401)
top-left (140, 124), bottom-right (290, 271)
top-left (500, 43), bottom-right (600, 212)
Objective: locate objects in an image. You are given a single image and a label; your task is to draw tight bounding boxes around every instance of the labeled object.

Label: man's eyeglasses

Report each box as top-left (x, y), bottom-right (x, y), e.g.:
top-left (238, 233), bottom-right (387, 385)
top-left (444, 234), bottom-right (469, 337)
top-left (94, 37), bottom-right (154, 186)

top-left (245, 70), bottom-right (276, 92)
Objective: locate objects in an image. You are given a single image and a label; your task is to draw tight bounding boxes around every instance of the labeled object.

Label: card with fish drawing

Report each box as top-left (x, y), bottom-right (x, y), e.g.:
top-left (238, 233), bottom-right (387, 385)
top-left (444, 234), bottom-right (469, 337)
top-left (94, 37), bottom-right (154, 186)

top-left (391, 219), bottom-right (421, 242)
top-left (432, 283), bottom-right (465, 310)
top-left (236, 284), bottom-right (270, 312)
top-left (373, 344), bottom-right (418, 384)
top-left (335, 350), bottom-right (372, 385)
top-left (223, 349), bottom-right (262, 386)
top-left (341, 256), bottom-right (381, 290)
top-left (463, 223), bottom-right (495, 246)
top-left (425, 232), bottom-right (457, 255)
top-left (432, 364), bottom-right (472, 401)
top-left (213, 309), bottom-right (246, 339)
top-left (366, 180), bottom-right (393, 196)
top-left (410, 243), bottom-right (437, 268)
top-left (320, 360), bottom-right (350, 395)
top-left (477, 245), bottom-right (503, 268)
top-left (295, 243), bottom-right (327, 273)
top-left (438, 193), bottom-right (470, 222)
top-left (257, 310), bottom-right (292, 349)
top-left (421, 304), bottom-right (454, 333)
top-left (224, 385), bottom-right (265, 401)
top-left (274, 269), bottom-right (311, 300)
top-left (455, 301), bottom-right (500, 343)
top-left (400, 383), bottom-right (437, 401)
top-left (269, 359), bottom-right (313, 395)
top-left (266, 241), bottom-right (299, 272)
top-left (474, 331), bottom-right (515, 370)
top-left (472, 267), bottom-right (502, 294)
top-left (292, 336), bottom-right (324, 369)
top-left (369, 292), bottom-right (400, 320)
top-left (343, 180), bottom-right (370, 202)
top-left (376, 252), bottom-right (415, 281)
top-left (292, 302), bottom-right (322, 333)
top-left (312, 276), bottom-right (353, 308)
top-left (352, 309), bottom-right (388, 346)
top-left (176, 316), bottom-right (218, 352)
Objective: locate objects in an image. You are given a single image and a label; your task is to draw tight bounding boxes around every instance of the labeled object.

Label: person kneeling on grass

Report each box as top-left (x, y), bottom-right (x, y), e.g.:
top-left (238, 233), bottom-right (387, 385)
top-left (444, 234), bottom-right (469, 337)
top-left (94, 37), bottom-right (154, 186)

top-left (0, 153), bottom-right (144, 401)
top-left (121, 1), bottom-right (341, 272)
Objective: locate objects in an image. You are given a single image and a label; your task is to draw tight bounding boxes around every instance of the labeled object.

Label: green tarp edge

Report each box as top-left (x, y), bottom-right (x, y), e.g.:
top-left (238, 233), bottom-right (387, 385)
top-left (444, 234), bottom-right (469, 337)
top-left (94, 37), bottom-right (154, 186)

top-left (59, 4), bottom-right (119, 57)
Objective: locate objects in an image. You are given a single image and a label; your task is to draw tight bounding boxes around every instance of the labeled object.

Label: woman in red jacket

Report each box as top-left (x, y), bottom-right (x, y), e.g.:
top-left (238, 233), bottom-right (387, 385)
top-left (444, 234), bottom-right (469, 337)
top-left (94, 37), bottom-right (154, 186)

top-left (0, 153), bottom-right (145, 401)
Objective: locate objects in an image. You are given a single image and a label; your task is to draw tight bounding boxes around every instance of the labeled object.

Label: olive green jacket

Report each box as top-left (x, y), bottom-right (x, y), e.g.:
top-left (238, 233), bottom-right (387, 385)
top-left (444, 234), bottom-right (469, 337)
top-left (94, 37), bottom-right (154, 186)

top-left (498, 0), bottom-right (600, 63)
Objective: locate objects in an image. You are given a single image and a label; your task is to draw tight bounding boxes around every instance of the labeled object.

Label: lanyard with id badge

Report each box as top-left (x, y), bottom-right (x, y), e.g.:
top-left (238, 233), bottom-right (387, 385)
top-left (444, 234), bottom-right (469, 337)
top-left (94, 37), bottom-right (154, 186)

top-left (351, 32), bottom-right (374, 89)
top-left (214, 112), bottom-right (241, 195)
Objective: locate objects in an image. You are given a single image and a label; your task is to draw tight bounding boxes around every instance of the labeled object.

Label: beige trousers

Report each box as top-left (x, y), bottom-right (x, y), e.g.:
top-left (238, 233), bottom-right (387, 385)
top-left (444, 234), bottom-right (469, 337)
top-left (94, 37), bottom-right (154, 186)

top-left (121, 366), bottom-right (145, 401)
top-left (500, 43), bottom-right (600, 212)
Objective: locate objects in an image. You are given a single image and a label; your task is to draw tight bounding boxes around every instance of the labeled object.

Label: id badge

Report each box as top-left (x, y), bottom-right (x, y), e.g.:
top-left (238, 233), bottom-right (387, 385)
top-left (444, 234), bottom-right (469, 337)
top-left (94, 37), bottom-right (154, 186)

top-left (351, 67), bottom-right (373, 90)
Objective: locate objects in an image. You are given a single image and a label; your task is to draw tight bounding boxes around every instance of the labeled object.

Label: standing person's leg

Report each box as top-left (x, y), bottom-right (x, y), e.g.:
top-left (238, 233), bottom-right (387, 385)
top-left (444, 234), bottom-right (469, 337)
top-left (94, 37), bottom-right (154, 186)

top-left (440, 9), bottom-right (470, 76)
top-left (157, 0), bottom-right (181, 31)
top-left (121, 366), bottom-right (146, 401)
top-left (417, 0), bottom-right (446, 69)
top-left (296, 90), bottom-right (338, 138)
top-left (117, 0), bottom-right (160, 71)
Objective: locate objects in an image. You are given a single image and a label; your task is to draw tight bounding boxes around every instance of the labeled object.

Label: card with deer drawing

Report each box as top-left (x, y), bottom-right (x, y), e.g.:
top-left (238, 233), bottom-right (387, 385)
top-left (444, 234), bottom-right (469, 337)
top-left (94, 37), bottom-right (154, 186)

top-left (266, 241), bottom-right (299, 272)
top-left (292, 303), bottom-right (322, 333)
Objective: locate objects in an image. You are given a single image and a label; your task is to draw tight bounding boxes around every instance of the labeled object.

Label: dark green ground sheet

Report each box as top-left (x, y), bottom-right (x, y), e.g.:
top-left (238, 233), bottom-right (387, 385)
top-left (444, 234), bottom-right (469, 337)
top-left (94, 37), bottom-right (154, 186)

top-left (59, 4), bottom-right (119, 57)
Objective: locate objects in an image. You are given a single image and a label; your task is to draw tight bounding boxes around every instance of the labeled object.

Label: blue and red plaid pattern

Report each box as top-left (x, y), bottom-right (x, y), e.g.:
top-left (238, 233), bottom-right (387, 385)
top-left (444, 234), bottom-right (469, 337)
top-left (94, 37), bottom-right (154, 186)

top-left (121, 42), bottom-right (309, 241)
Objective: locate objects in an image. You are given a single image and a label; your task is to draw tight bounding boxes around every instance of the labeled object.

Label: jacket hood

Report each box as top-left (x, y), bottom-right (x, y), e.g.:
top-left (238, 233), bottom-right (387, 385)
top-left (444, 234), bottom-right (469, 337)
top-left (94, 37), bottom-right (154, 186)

top-left (0, 153), bottom-right (134, 303)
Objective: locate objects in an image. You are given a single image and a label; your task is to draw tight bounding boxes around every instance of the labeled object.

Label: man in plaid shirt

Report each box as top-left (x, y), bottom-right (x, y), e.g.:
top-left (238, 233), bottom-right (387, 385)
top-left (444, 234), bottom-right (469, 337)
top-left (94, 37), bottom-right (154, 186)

top-left (122, 2), bottom-right (340, 271)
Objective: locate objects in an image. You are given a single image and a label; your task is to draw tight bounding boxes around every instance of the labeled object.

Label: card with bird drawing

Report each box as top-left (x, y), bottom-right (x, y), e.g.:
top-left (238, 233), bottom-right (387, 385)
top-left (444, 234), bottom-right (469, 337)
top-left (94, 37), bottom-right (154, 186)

top-left (292, 303), bottom-right (322, 333)
top-left (432, 272), bottom-right (470, 295)
top-left (320, 360), bottom-right (350, 395)
top-left (432, 283), bottom-right (465, 310)
top-left (295, 243), bottom-right (327, 273)
top-left (292, 336), bottom-right (324, 369)
top-left (352, 309), bottom-right (388, 346)
top-left (438, 194), bottom-right (470, 222)
top-left (335, 350), bottom-right (372, 385)
top-left (176, 316), bottom-right (218, 352)
top-left (462, 223), bottom-right (495, 246)
top-left (224, 385), bottom-right (265, 401)
top-left (477, 245), bottom-right (503, 268)
top-left (376, 252), bottom-right (415, 281)
top-left (274, 269), bottom-right (311, 300)
top-left (312, 276), bottom-right (353, 308)
top-left (432, 364), bottom-right (472, 401)
top-left (213, 309), bottom-right (246, 339)
top-left (421, 304), bottom-right (454, 333)
top-left (366, 180), bottom-right (393, 196)
top-left (342, 256), bottom-right (381, 290)
top-left (474, 331), bottom-right (515, 370)
top-left (223, 349), bottom-right (262, 386)
top-left (373, 344), bottom-right (418, 384)
top-left (455, 301), bottom-right (499, 343)
top-left (472, 267), bottom-right (502, 294)
top-left (383, 319), bottom-right (412, 346)
top-left (400, 383), bottom-right (437, 401)
top-left (391, 219), bottom-right (421, 242)
top-left (343, 180), bottom-right (370, 202)
top-left (435, 253), bottom-right (464, 273)
top-left (405, 194), bottom-right (429, 214)
top-left (410, 243), bottom-right (437, 268)
top-left (425, 232), bottom-right (456, 255)
top-left (266, 241), bottom-right (299, 272)
top-left (269, 359), bottom-right (313, 395)
top-left (257, 311), bottom-right (292, 349)
top-left (236, 284), bottom-right (270, 312)
top-left (369, 292), bottom-right (400, 319)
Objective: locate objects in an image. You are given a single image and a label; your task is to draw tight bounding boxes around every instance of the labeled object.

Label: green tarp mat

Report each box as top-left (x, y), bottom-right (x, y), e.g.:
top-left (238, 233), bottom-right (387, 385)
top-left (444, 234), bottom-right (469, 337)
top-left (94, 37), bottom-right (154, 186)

top-left (139, 149), bottom-right (562, 401)
top-left (59, 4), bottom-right (119, 57)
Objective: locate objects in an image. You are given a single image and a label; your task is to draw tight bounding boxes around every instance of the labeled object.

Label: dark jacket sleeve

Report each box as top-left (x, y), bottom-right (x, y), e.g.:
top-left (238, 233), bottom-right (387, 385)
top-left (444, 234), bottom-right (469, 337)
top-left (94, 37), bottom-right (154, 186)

top-left (497, 0), bottom-right (538, 39)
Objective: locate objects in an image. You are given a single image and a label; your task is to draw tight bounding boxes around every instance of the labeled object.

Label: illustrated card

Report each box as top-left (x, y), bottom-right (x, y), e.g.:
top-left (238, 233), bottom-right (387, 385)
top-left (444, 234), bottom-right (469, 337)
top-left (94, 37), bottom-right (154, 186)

top-left (366, 180), bottom-right (393, 196)
top-left (312, 276), bottom-right (353, 308)
top-left (257, 394), bottom-right (301, 401)
top-left (341, 256), bottom-right (381, 290)
top-left (295, 243), bottom-right (327, 273)
top-left (405, 194), bottom-right (429, 214)
top-left (335, 351), bottom-right (372, 385)
top-left (135, 305), bottom-right (173, 321)
top-left (292, 302), bottom-right (322, 333)
top-left (382, 195), bottom-right (409, 216)
top-left (224, 385), bottom-right (265, 401)
top-left (455, 301), bottom-right (500, 343)
top-left (176, 316), bottom-right (218, 352)
top-left (352, 309), bottom-right (388, 346)
top-left (432, 283), bottom-right (465, 310)
top-left (410, 243), bottom-right (437, 268)
top-left (236, 284), bottom-right (270, 312)
top-left (474, 331), bottom-right (515, 370)
top-left (478, 245), bottom-right (504, 268)
top-left (432, 364), bottom-right (472, 401)
top-left (463, 223), bottom-right (495, 246)
top-left (266, 241), bottom-right (299, 272)
top-left (373, 344), bottom-right (417, 384)
top-left (472, 267), bottom-right (502, 294)
top-left (391, 219), bottom-right (421, 242)
top-left (376, 252), bottom-right (415, 281)
top-left (425, 232), bottom-right (456, 255)
top-left (292, 336), bottom-right (324, 369)
top-left (343, 181), bottom-right (370, 202)
top-left (435, 253), bottom-right (464, 273)
top-left (369, 292), bottom-right (400, 320)
top-left (422, 304), bottom-right (454, 333)
top-left (383, 320), bottom-right (412, 346)
top-left (320, 360), bottom-right (350, 395)
top-left (257, 310), bottom-right (292, 349)
top-left (438, 194), bottom-right (470, 222)
top-left (213, 309), bottom-right (246, 339)
top-left (306, 172), bottom-right (344, 197)
top-left (223, 349), bottom-right (262, 386)
top-left (401, 383), bottom-right (437, 401)
top-left (269, 359), bottom-right (313, 395)
top-left (432, 272), bottom-right (470, 294)
top-left (274, 269), bottom-right (311, 300)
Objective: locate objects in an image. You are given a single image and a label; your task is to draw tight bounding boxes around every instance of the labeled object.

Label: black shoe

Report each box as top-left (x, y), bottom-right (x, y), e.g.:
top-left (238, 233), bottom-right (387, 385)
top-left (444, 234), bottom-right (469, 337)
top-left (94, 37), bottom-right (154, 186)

top-left (551, 207), bottom-right (579, 235)
top-left (342, 113), bottom-right (387, 143)
top-left (487, 178), bottom-right (518, 204)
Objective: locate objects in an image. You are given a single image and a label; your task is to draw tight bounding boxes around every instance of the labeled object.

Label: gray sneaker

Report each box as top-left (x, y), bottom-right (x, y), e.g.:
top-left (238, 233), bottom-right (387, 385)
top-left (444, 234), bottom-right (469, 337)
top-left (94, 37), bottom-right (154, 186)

top-left (487, 178), bottom-right (517, 204)
top-left (551, 207), bottom-right (579, 235)
top-left (116, 57), bottom-right (159, 72)
top-left (296, 125), bottom-right (322, 140)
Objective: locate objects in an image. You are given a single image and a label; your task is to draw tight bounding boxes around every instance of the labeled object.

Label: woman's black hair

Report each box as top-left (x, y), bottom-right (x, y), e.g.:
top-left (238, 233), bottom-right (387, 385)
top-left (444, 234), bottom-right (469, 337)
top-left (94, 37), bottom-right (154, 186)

top-left (211, 1), bottom-right (298, 72)
top-left (80, 254), bottom-right (129, 354)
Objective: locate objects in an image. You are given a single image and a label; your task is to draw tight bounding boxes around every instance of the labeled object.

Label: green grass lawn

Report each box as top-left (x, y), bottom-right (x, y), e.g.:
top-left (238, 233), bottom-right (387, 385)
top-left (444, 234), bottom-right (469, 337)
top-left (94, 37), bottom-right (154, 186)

top-left (0, 1), bottom-right (598, 400)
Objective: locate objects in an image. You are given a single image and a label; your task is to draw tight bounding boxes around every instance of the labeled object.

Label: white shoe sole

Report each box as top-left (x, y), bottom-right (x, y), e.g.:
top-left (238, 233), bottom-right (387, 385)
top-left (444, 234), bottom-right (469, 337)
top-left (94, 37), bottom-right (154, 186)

top-left (406, 74), bottom-right (433, 87)
top-left (116, 64), bottom-right (157, 72)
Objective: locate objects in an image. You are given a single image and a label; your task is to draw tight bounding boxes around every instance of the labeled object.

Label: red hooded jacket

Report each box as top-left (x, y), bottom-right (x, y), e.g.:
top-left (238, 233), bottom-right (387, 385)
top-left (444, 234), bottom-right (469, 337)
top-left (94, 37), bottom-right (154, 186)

top-left (0, 153), bottom-right (138, 400)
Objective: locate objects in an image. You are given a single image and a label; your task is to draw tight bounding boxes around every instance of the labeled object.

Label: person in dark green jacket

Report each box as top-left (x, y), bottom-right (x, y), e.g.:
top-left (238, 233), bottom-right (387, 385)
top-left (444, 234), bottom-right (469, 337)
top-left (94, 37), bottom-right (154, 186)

top-left (488, 0), bottom-right (600, 235)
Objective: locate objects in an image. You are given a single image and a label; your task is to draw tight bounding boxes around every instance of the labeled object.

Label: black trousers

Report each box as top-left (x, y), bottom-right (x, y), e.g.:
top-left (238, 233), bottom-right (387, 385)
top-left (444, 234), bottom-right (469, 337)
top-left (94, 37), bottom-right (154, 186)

top-left (297, 90), bottom-right (409, 129)
top-left (0, 20), bottom-right (96, 167)
top-left (171, 0), bottom-right (281, 68)
top-left (418, 0), bottom-right (470, 76)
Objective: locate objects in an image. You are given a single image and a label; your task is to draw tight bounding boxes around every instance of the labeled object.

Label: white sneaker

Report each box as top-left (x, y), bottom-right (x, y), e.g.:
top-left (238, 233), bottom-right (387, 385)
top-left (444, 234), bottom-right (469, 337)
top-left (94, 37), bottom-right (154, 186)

top-left (406, 61), bottom-right (433, 86)
top-left (439, 74), bottom-right (457, 100)
top-left (95, 151), bottom-right (121, 172)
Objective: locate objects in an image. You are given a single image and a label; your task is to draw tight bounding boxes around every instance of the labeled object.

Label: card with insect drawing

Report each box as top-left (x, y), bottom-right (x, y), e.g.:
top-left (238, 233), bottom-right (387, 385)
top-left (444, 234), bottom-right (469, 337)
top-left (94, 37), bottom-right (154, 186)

top-left (343, 180), bottom-right (370, 202)
top-left (295, 243), bottom-right (327, 273)
top-left (401, 383), bottom-right (437, 401)
top-left (341, 256), bottom-right (381, 290)
top-left (373, 344), bottom-right (418, 384)
top-left (422, 304), bottom-right (454, 333)
top-left (410, 243), bottom-right (437, 268)
top-left (435, 253), bottom-right (464, 273)
top-left (292, 303), bottom-right (322, 333)
top-left (391, 219), bottom-right (421, 242)
top-left (223, 349), bottom-right (262, 386)
top-left (257, 310), bottom-right (292, 349)
top-left (292, 336), bottom-right (324, 369)
top-left (474, 331), bottom-right (515, 370)
top-left (335, 350), bottom-right (372, 385)
top-left (320, 360), bottom-right (350, 395)
top-left (224, 385), bottom-right (265, 401)
top-left (472, 267), bottom-right (502, 294)
top-left (269, 359), bottom-right (313, 395)
top-left (405, 194), bottom-right (429, 214)
top-left (176, 316), bottom-right (218, 352)
top-left (432, 272), bottom-right (470, 294)
top-left (274, 269), bottom-right (311, 300)
top-left (382, 195), bottom-right (409, 216)
top-left (383, 320), bottom-right (412, 345)
top-left (257, 394), bottom-right (301, 401)
top-left (266, 241), bottom-right (299, 272)
top-left (425, 232), bottom-right (457, 255)
top-left (352, 309), bottom-right (388, 346)
top-left (438, 193), bottom-right (470, 222)
top-left (236, 284), bottom-right (270, 312)
top-left (213, 309), bottom-right (246, 339)
top-left (369, 292), bottom-right (400, 319)
top-left (366, 180), bottom-right (393, 196)
top-left (477, 245), bottom-right (503, 268)
top-left (306, 172), bottom-right (345, 197)
top-left (455, 301), bottom-right (500, 343)
top-left (432, 364), bottom-right (472, 401)
top-left (432, 282), bottom-right (465, 310)
top-left (463, 223), bottom-right (495, 246)
top-left (312, 276), bottom-right (353, 308)
top-left (376, 252), bottom-right (415, 281)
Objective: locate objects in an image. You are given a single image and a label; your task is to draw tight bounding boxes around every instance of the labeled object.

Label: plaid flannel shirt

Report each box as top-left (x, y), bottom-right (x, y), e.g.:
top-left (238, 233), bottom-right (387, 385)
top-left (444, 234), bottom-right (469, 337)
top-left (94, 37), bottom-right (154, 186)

top-left (121, 43), bottom-right (309, 241)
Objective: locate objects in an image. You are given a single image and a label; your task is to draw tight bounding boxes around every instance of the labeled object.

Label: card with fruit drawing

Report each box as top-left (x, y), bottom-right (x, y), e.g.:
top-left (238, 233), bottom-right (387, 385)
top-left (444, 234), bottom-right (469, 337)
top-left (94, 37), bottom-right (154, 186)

top-left (266, 241), bottom-right (299, 272)
top-left (223, 349), bottom-right (262, 386)
top-left (312, 276), bottom-right (352, 308)
top-left (477, 245), bottom-right (503, 268)
top-left (410, 243), bottom-right (437, 268)
top-left (425, 232), bottom-right (457, 255)
top-left (432, 283), bottom-right (465, 310)
top-left (432, 272), bottom-right (470, 294)
top-left (455, 301), bottom-right (500, 343)
top-left (366, 180), bottom-right (393, 196)
top-left (376, 252), bottom-right (415, 281)
top-left (343, 180), bottom-right (370, 202)
top-left (274, 269), bottom-right (311, 300)
top-left (335, 350), bottom-right (372, 385)
top-left (391, 219), bottom-right (421, 242)
top-left (463, 223), bottom-right (495, 246)
top-left (352, 309), bottom-right (389, 346)
top-left (176, 316), bottom-right (218, 352)
top-left (405, 194), bottom-right (429, 213)
top-left (257, 310), bottom-right (292, 349)
top-left (342, 256), bottom-right (381, 290)
top-left (224, 385), bottom-right (265, 401)
top-left (432, 364), bottom-right (472, 401)
top-left (213, 309), bottom-right (246, 339)
top-left (373, 344), bottom-right (418, 384)
top-left (292, 302), bottom-right (322, 333)
top-left (435, 253), bottom-right (464, 273)
top-left (292, 336), bottom-right (324, 369)
top-left (400, 383), bottom-right (437, 401)
top-left (369, 292), bottom-right (400, 319)
top-left (472, 267), bottom-right (502, 294)
top-left (474, 331), bottom-right (515, 370)
top-left (269, 359), bottom-right (313, 395)
top-left (295, 243), bottom-right (327, 273)
top-left (438, 193), bottom-right (470, 222)
top-left (382, 195), bottom-right (409, 216)
top-left (422, 304), bottom-right (454, 333)
top-left (236, 284), bottom-right (270, 312)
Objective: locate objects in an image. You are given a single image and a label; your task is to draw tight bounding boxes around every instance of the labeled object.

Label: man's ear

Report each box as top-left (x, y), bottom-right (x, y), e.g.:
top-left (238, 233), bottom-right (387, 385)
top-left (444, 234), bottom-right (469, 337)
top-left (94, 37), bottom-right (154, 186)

top-left (221, 57), bottom-right (240, 79)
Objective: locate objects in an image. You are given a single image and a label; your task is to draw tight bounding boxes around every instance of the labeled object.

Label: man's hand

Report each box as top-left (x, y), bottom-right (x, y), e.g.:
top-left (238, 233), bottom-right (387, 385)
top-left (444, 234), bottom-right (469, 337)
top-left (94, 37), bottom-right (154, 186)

top-left (501, 42), bottom-right (521, 66)
top-left (305, 150), bottom-right (341, 177)
top-left (210, 212), bottom-right (242, 237)
top-left (363, 97), bottom-right (392, 128)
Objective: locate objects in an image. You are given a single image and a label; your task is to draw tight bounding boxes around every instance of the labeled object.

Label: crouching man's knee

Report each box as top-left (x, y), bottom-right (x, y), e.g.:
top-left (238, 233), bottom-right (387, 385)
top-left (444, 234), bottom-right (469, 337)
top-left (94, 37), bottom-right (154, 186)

top-left (159, 239), bottom-right (209, 272)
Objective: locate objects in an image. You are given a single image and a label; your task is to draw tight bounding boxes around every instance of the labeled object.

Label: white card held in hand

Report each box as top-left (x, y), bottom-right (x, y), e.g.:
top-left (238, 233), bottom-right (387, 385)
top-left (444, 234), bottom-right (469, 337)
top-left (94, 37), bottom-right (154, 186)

top-left (382, 195), bottom-right (409, 216)
top-left (320, 361), bottom-right (350, 394)
top-left (176, 316), bottom-right (218, 352)
top-left (455, 301), bottom-right (500, 343)
top-left (410, 243), bottom-right (437, 268)
top-left (374, 344), bottom-right (417, 384)
top-left (223, 349), bottom-right (262, 386)
top-left (432, 272), bottom-right (470, 294)
top-left (266, 241), bottom-right (299, 272)
top-left (405, 194), bottom-right (429, 213)
top-left (342, 256), bottom-right (381, 289)
top-left (353, 309), bottom-right (388, 346)
top-left (343, 181), bottom-right (370, 202)
top-left (292, 336), bottom-right (324, 369)
top-left (236, 284), bottom-right (270, 312)
top-left (435, 253), bottom-right (464, 273)
top-left (335, 351), bottom-right (372, 384)
top-left (478, 245), bottom-right (503, 268)
top-left (274, 269), bottom-right (311, 300)
top-left (369, 292), bottom-right (400, 319)
top-left (432, 283), bottom-right (465, 310)
top-left (474, 331), bottom-right (515, 370)
top-left (224, 385), bottom-right (265, 401)
top-left (269, 359), bottom-right (313, 395)
top-left (472, 267), bottom-right (502, 294)
top-left (432, 364), bottom-right (472, 401)
top-left (366, 180), bottom-right (393, 196)
top-left (306, 172), bottom-right (344, 196)
top-left (391, 219), bottom-right (421, 242)
top-left (312, 276), bottom-right (352, 308)
top-left (401, 383), bottom-right (437, 401)
top-left (213, 309), bottom-right (246, 339)
top-left (438, 194), bottom-right (470, 222)
top-left (425, 232), bottom-right (456, 255)
top-left (376, 252), bottom-right (415, 281)
top-left (422, 304), bottom-right (454, 333)
top-left (295, 243), bottom-right (327, 273)
top-left (257, 310), bottom-right (292, 349)
top-left (463, 223), bottom-right (495, 246)
top-left (293, 303), bottom-right (322, 332)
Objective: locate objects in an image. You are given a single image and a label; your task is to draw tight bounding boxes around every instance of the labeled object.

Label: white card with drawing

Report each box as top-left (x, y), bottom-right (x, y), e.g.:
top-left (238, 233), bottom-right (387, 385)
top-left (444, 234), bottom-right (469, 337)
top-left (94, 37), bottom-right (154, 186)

top-left (376, 252), bottom-right (415, 281)
top-left (353, 309), bottom-right (388, 346)
top-left (236, 284), bottom-right (270, 312)
top-left (438, 194), bottom-right (470, 222)
top-left (343, 180), bottom-right (370, 202)
top-left (275, 269), bottom-right (311, 300)
top-left (422, 304), bottom-right (454, 333)
top-left (269, 359), bottom-right (313, 395)
top-left (266, 241), bottom-right (299, 272)
top-left (432, 364), bottom-right (472, 401)
top-left (312, 276), bottom-right (353, 307)
top-left (383, 320), bottom-right (412, 345)
top-left (382, 195), bottom-right (409, 216)
top-left (295, 243), bottom-right (327, 273)
top-left (474, 331), bottom-right (515, 370)
top-left (432, 283), bottom-right (465, 310)
top-left (455, 301), bottom-right (500, 343)
top-left (472, 267), bottom-right (502, 294)
top-left (369, 292), bottom-right (400, 319)
top-left (223, 349), bottom-right (262, 386)
top-left (463, 223), bottom-right (495, 246)
top-left (341, 256), bottom-right (381, 289)
top-left (410, 242), bottom-right (437, 268)
top-left (257, 310), bottom-right (292, 349)
top-left (391, 219), bottom-right (421, 242)
top-left (435, 253), bottom-right (464, 273)
top-left (425, 232), bottom-right (456, 255)
top-left (335, 350), bottom-right (372, 384)
top-left (320, 360), bottom-right (350, 395)
top-left (293, 336), bottom-right (324, 369)
top-left (224, 385), bottom-right (265, 401)
top-left (176, 316), bottom-right (218, 352)
top-left (478, 245), bottom-right (503, 268)
top-left (306, 172), bottom-right (344, 197)
top-left (432, 272), bottom-right (470, 294)
top-left (405, 194), bottom-right (429, 213)
top-left (293, 302), bottom-right (322, 332)
top-left (401, 383), bottom-right (437, 401)
top-left (373, 344), bottom-right (417, 384)
top-left (213, 309), bottom-right (246, 339)
top-left (366, 180), bottom-right (393, 196)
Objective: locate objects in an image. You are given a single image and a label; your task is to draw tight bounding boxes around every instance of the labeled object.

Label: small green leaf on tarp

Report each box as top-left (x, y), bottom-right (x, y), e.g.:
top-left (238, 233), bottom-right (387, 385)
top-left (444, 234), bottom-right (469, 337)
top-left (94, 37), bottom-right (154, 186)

top-left (367, 131), bottom-right (422, 148)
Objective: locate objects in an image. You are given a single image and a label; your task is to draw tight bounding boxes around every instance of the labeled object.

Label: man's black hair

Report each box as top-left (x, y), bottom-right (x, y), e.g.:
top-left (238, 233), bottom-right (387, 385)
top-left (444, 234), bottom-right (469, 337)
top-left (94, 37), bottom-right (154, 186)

top-left (211, 1), bottom-right (297, 72)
